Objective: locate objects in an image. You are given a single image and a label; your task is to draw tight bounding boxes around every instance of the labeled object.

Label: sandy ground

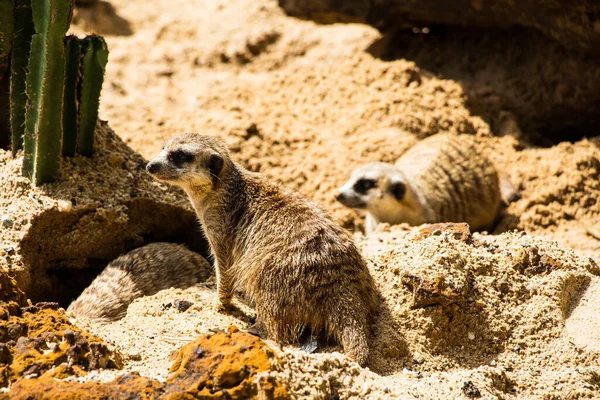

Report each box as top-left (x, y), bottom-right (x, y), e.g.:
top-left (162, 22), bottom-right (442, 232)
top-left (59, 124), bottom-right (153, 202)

top-left (5, 0), bottom-right (599, 398)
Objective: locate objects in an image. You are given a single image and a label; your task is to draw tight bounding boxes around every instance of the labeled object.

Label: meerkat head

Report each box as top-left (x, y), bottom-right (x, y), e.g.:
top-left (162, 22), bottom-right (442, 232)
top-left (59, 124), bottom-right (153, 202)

top-left (146, 133), bottom-right (230, 199)
top-left (336, 162), bottom-right (409, 220)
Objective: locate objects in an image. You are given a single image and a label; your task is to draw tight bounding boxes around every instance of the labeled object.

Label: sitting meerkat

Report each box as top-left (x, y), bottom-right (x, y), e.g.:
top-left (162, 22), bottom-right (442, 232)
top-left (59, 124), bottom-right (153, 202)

top-left (336, 133), bottom-right (516, 234)
top-left (146, 133), bottom-right (378, 366)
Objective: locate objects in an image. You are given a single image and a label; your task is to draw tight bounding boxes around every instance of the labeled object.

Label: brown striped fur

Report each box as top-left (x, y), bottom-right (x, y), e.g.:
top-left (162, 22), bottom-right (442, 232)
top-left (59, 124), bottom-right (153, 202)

top-left (67, 242), bottom-right (211, 321)
top-left (146, 133), bottom-right (378, 366)
top-left (337, 133), bottom-right (505, 234)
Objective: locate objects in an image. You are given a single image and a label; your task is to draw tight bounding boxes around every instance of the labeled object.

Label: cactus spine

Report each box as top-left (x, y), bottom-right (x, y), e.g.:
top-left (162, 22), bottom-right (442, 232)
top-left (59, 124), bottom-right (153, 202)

top-left (77, 35), bottom-right (108, 157)
top-left (9, 0), bottom-right (34, 154)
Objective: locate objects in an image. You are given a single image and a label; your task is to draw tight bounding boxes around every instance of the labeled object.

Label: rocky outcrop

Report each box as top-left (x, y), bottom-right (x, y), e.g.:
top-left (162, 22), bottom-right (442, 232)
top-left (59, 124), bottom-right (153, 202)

top-left (7, 327), bottom-right (288, 400)
top-left (278, 0), bottom-right (600, 54)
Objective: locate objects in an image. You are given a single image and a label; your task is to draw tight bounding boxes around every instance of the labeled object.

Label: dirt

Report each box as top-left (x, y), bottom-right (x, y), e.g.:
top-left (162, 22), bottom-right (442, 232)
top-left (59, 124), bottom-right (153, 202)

top-left (0, 0), bottom-right (599, 398)
top-left (70, 226), bottom-right (600, 399)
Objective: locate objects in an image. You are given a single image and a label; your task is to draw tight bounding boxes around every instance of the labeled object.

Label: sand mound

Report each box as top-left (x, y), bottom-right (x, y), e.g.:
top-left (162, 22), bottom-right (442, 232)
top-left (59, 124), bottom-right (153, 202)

top-left (73, 225), bottom-right (600, 398)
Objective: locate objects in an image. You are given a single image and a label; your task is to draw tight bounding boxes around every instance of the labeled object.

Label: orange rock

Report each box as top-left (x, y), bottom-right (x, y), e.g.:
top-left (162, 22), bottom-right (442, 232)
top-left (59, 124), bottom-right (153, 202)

top-left (410, 222), bottom-right (472, 243)
top-left (4, 327), bottom-right (288, 399)
top-left (7, 372), bottom-right (160, 400)
top-left (164, 326), bottom-right (288, 399)
top-left (0, 303), bottom-right (122, 386)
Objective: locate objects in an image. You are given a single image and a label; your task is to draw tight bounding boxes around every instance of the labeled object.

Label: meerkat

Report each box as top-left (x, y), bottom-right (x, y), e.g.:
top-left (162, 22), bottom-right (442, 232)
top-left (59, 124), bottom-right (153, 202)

top-left (336, 133), bottom-right (513, 234)
top-left (67, 242), bottom-right (212, 321)
top-left (146, 133), bottom-right (378, 366)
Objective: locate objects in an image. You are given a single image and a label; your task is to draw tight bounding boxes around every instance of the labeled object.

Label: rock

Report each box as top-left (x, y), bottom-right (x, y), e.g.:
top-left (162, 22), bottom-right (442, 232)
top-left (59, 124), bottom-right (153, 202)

top-left (6, 327), bottom-right (289, 399)
top-left (300, 337), bottom-right (319, 354)
top-left (462, 380), bottom-right (482, 398)
top-left (173, 299), bottom-right (194, 313)
top-left (278, 0), bottom-right (600, 54)
top-left (8, 372), bottom-right (162, 400)
top-left (410, 222), bottom-right (471, 243)
top-left (0, 300), bottom-right (122, 384)
top-left (164, 326), bottom-right (288, 398)
top-left (57, 200), bottom-right (73, 213)
top-left (1, 215), bottom-right (12, 228)
top-left (402, 270), bottom-right (468, 308)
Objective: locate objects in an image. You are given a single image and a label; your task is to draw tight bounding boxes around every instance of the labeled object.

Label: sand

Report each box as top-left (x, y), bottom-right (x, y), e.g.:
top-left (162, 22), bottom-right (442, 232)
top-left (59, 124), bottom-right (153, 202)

top-left (2, 0), bottom-right (600, 398)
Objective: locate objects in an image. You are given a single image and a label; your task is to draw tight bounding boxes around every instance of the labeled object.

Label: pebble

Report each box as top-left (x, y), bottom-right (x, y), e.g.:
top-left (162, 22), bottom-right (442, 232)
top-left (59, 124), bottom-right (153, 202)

top-left (513, 345), bottom-right (521, 352)
top-left (1, 215), bottom-right (13, 228)
top-left (173, 299), bottom-right (194, 312)
top-left (468, 332), bottom-right (475, 340)
top-left (462, 380), bottom-right (481, 398)
top-left (4, 247), bottom-right (15, 256)
top-left (521, 241), bottom-right (531, 248)
top-left (57, 200), bottom-right (73, 212)
top-left (300, 337), bottom-right (319, 354)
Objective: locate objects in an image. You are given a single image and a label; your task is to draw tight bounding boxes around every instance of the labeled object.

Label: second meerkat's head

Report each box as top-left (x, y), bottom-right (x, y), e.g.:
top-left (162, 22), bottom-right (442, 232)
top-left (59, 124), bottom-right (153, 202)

top-left (335, 162), bottom-right (409, 220)
top-left (146, 133), bottom-right (230, 198)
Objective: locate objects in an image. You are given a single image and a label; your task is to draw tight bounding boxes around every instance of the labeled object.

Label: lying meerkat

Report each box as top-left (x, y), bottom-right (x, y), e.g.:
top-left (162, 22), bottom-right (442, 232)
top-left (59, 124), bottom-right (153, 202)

top-left (146, 133), bottom-right (378, 366)
top-left (67, 242), bottom-right (212, 321)
top-left (336, 133), bottom-right (516, 234)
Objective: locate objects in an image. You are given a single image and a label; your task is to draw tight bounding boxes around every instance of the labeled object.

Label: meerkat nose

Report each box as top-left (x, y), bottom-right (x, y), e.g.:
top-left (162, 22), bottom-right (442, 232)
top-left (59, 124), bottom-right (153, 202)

top-left (146, 161), bottom-right (160, 174)
top-left (335, 192), bottom-right (346, 202)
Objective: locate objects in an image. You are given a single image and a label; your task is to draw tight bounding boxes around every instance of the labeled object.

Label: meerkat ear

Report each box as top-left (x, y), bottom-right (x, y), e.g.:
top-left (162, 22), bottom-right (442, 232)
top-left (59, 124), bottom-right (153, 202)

top-left (389, 180), bottom-right (406, 201)
top-left (207, 153), bottom-right (224, 177)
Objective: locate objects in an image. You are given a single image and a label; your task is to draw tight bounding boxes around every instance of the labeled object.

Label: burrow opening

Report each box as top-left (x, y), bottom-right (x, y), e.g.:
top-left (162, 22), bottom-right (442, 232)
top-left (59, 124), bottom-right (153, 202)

top-left (367, 25), bottom-right (600, 147)
top-left (19, 198), bottom-right (212, 307)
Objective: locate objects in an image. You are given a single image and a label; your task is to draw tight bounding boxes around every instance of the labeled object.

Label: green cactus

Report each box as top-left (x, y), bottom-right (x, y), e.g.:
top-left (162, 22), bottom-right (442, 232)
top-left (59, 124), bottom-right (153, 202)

top-left (22, 0), bottom-right (74, 184)
top-left (62, 35), bottom-right (81, 157)
top-left (0, 0), bottom-right (14, 149)
top-left (77, 34), bottom-right (108, 157)
top-left (9, 0), bottom-right (34, 154)
top-left (0, 0), bottom-right (13, 79)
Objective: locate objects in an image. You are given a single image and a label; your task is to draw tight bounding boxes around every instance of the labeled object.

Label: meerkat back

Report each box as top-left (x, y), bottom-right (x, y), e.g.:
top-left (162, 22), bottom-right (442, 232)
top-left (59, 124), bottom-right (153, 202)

top-left (395, 134), bottom-right (501, 231)
top-left (67, 242), bottom-right (212, 321)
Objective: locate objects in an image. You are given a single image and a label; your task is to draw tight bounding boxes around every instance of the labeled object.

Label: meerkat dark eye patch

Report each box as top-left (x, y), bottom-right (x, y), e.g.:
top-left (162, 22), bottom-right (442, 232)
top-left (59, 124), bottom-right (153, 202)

top-left (207, 153), bottom-right (224, 177)
top-left (167, 149), bottom-right (194, 168)
top-left (389, 181), bottom-right (406, 201)
top-left (354, 178), bottom-right (376, 194)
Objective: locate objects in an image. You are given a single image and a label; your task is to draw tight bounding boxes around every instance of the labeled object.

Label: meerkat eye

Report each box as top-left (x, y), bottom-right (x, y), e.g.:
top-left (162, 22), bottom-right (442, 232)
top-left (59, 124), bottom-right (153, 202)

top-left (167, 149), bottom-right (194, 167)
top-left (354, 178), bottom-right (376, 194)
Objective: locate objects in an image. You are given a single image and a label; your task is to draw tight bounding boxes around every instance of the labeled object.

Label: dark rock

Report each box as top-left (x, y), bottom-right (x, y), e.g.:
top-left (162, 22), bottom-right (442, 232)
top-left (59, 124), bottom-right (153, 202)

top-left (462, 380), bottom-right (482, 398)
top-left (278, 0), bottom-right (600, 54)
top-left (173, 299), bottom-right (194, 312)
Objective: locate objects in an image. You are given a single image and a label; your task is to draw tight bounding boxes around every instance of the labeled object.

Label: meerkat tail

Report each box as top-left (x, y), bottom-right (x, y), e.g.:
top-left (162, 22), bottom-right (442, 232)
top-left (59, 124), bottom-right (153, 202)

top-left (337, 317), bottom-right (370, 366)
